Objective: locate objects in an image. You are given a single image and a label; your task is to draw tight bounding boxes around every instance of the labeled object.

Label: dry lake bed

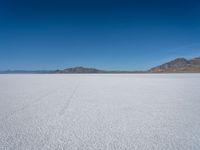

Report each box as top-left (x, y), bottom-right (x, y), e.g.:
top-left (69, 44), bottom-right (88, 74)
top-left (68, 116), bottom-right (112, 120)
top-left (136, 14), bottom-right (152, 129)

top-left (0, 74), bottom-right (200, 150)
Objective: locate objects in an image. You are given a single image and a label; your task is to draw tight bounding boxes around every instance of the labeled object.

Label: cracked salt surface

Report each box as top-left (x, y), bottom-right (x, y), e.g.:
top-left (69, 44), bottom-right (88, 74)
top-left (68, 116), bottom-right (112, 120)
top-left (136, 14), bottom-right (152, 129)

top-left (0, 74), bottom-right (200, 150)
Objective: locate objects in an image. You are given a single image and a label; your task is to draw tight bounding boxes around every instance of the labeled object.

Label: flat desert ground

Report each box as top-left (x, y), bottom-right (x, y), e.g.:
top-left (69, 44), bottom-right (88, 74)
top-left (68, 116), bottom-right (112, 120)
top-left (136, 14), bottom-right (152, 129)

top-left (0, 74), bottom-right (200, 150)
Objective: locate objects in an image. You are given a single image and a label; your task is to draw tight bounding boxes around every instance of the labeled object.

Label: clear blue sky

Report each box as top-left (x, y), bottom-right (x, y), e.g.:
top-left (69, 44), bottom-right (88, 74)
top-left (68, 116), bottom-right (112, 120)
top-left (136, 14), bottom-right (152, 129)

top-left (0, 0), bottom-right (200, 70)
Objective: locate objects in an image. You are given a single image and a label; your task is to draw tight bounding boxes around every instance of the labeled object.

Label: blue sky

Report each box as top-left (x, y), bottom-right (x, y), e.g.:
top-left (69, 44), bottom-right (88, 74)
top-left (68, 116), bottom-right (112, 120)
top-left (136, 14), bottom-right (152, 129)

top-left (0, 0), bottom-right (200, 70)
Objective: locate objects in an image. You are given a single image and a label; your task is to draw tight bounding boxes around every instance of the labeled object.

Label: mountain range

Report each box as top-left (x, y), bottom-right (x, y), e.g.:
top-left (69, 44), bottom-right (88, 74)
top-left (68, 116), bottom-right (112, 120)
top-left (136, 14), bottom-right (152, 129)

top-left (1, 56), bottom-right (200, 73)
top-left (149, 57), bottom-right (200, 73)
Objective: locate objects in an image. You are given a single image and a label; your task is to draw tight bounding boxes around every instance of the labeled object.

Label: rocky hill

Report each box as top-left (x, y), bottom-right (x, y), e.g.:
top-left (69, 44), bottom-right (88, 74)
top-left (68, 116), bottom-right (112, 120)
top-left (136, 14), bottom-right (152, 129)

top-left (149, 57), bottom-right (200, 73)
top-left (55, 67), bottom-right (105, 73)
top-left (55, 67), bottom-right (146, 73)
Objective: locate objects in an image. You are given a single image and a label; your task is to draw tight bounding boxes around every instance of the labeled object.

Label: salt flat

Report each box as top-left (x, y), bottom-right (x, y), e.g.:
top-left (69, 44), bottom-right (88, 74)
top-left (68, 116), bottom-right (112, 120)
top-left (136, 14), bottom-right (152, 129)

top-left (0, 74), bottom-right (200, 150)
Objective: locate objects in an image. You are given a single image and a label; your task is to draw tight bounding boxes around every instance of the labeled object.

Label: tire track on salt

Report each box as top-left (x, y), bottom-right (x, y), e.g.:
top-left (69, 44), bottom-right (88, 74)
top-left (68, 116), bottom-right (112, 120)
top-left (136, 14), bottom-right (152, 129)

top-left (0, 86), bottom-right (64, 122)
top-left (59, 81), bottom-right (80, 116)
top-left (39, 79), bottom-right (84, 149)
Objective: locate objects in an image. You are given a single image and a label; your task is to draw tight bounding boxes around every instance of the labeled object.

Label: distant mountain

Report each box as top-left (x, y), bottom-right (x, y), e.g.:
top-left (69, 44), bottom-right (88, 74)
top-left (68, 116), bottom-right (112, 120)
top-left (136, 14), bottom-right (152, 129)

top-left (55, 67), bottom-right (105, 73)
top-left (55, 67), bottom-right (147, 73)
top-left (149, 57), bottom-right (200, 73)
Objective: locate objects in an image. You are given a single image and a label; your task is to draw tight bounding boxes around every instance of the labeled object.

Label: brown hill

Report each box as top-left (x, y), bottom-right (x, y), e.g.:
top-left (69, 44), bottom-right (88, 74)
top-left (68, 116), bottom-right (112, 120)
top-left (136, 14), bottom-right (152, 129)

top-left (56, 67), bottom-right (105, 73)
top-left (149, 57), bottom-right (200, 73)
